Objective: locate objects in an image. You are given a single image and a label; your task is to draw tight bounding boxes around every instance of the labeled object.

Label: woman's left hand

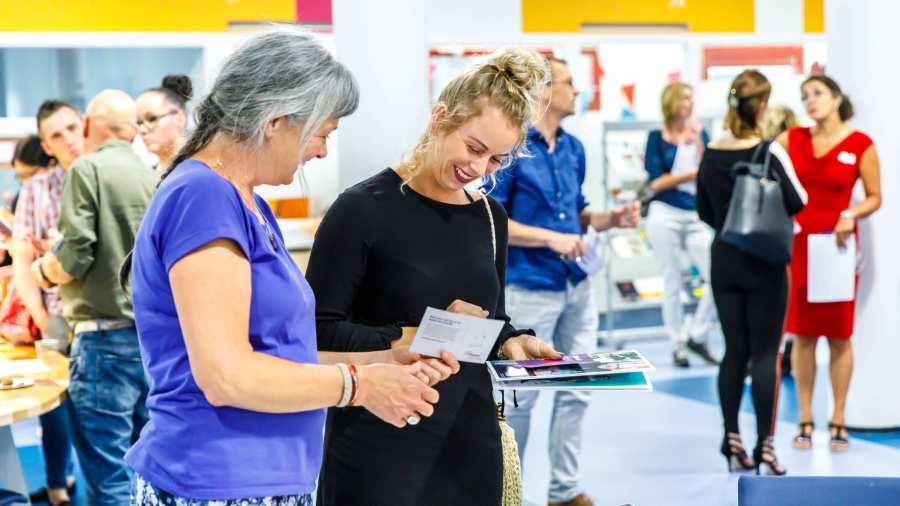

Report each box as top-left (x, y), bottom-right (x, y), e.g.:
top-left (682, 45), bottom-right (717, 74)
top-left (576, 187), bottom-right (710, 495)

top-left (500, 334), bottom-right (563, 361)
top-left (390, 345), bottom-right (461, 386)
top-left (834, 214), bottom-right (855, 248)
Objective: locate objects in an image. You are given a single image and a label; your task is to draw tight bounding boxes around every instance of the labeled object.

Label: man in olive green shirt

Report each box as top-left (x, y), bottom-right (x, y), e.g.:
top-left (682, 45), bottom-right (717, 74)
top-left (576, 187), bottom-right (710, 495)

top-left (36, 89), bottom-right (157, 505)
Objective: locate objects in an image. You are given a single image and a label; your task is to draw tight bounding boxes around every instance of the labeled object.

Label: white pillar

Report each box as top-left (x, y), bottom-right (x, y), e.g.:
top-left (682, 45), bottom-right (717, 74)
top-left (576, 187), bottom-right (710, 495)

top-left (827, 0), bottom-right (900, 429)
top-left (755, 0), bottom-right (803, 36)
top-left (332, 0), bottom-right (429, 190)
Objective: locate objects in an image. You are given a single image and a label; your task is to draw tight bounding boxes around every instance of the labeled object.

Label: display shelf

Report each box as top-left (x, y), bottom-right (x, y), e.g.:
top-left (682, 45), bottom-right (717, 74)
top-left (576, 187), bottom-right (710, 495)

top-left (598, 118), bottom-right (714, 348)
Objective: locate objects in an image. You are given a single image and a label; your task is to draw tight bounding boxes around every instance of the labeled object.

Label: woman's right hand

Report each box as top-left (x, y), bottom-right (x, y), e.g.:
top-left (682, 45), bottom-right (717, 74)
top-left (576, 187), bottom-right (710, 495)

top-left (355, 362), bottom-right (440, 428)
top-left (390, 345), bottom-right (461, 386)
top-left (834, 213), bottom-right (855, 248)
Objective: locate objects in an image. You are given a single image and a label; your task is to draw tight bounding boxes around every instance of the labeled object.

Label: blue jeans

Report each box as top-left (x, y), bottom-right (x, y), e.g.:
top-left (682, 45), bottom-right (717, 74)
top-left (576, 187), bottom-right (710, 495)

top-left (68, 327), bottom-right (149, 505)
top-left (38, 400), bottom-right (74, 489)
top-left (504, 281), bottom-right (598, 503)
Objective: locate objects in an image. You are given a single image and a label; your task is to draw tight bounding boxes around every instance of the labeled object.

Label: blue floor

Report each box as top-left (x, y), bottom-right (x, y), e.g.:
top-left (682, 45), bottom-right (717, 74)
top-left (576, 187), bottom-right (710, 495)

top-left (8, 327), bottom-right (900, 505)
top-left (11, 442), bottom-right (86, 505)
top-left (518, 333), bottom-right (900, 506)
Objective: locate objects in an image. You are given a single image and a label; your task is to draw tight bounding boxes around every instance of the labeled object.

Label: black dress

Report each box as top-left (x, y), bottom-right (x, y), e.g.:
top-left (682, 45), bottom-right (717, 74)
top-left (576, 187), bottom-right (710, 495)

top-left (306, 168), bottom-right (527, 506)
top-left (696, 143), bottom-right (805, 442)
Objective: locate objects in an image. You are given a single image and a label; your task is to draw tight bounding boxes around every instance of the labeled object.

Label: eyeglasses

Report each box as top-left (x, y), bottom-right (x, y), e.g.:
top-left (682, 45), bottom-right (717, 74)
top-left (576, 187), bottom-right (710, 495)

top-left (551, 78), bottom-right (575, 88)
top-left (137, 110), bottom-right (179, 130)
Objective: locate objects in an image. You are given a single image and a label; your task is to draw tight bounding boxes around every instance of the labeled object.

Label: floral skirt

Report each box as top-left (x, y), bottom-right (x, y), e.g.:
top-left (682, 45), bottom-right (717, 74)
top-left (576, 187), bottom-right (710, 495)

top-left (132, 474), bottom-right (313, 506)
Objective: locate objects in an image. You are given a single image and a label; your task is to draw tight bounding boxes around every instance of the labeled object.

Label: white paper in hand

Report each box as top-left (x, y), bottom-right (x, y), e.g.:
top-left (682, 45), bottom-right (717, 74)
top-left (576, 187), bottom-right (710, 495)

top-left (575, 227), bottom-right (606, 276)
top-left (409, 307), bottom-right (505, 364)
top-left (671, 142), bottom-right (699, 195)
top-left (807, 234), bottom-right (856, 303)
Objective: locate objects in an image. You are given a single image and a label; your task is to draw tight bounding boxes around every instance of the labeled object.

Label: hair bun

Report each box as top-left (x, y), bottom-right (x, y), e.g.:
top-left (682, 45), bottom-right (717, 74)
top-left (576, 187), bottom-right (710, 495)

top-left (485, 48), bottom-right (550, 101)
top-left (161, 74), bottom-right (193, 101)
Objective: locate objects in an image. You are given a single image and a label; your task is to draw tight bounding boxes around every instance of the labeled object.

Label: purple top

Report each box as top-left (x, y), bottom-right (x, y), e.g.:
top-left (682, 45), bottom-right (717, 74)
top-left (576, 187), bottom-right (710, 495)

top-left (126, 160), bottom-right (323, 499)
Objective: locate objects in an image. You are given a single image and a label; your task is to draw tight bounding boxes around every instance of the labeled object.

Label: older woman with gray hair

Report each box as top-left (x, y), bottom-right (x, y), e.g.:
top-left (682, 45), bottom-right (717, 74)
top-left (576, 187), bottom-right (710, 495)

top-left (121, 30), bottom-right (459, 505)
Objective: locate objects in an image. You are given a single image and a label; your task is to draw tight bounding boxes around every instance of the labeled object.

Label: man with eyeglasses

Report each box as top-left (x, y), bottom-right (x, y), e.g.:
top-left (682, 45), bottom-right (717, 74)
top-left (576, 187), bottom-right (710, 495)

top-left (490, 57), bottom-right (639, 506)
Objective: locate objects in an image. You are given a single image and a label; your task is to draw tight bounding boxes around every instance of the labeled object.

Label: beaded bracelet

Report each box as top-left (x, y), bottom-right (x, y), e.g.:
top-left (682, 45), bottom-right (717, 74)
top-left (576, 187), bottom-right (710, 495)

top-left (348, 363), bottom-right (360, 406)
top-left (335, 363), bottom-right (353, 408)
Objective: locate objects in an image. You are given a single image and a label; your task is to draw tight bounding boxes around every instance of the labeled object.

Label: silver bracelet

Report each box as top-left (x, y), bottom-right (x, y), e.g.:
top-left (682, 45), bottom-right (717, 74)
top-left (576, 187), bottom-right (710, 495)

top-left (335, 363), bottom-right (352, 408)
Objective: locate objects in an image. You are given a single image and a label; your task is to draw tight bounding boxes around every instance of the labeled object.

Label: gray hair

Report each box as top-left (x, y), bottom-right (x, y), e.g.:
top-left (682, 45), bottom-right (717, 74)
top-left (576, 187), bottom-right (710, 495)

top-left (165, 28), bottom-right (359, 176)
top-left (120, 29), bottom-right (358, 291)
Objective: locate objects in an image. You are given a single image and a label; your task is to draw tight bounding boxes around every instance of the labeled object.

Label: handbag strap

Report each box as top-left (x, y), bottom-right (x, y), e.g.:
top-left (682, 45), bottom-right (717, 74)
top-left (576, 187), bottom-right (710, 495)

top-left (749, 140), bottom-right (767, 163)
top-left (750, 141), bottom-right (776, 179)
top-left (480, 190), bottom-right (497, 261)
top-left (745, 141), bottom-right (776, 179)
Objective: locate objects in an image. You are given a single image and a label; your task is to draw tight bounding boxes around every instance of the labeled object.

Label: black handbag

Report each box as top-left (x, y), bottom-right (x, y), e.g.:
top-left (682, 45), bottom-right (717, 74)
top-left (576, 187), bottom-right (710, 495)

top-left (720, 141), bottom-right (794, 265)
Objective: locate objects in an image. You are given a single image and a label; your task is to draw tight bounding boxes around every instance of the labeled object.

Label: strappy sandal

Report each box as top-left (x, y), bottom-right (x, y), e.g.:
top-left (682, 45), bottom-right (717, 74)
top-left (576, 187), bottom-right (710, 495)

top-left (721, 432), bottom-right (755, 472)
top-left (830, 422), bottom-right (850, 452)
top-left (792, 421), bottom-right (814, 449)
top-left (754, 437), bottom-right (787, 476)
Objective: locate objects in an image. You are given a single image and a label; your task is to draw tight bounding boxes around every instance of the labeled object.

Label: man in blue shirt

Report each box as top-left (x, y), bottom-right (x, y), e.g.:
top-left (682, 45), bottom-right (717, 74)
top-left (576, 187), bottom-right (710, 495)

top-left (492, 57), bottom-right (637, 506)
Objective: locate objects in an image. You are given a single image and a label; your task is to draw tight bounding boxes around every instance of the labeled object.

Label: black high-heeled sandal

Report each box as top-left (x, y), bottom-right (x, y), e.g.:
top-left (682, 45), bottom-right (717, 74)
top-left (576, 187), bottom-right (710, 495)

top-left (29, 480), bottom-right (77, 504)
top-left (830, 423), bottom-right (850, 452)
top-left (792, 421), bottom-right (814, 449)
top-left (721, 432), bottom-right (755, 472)
top-left (754, 437), bottom-right (787, 476)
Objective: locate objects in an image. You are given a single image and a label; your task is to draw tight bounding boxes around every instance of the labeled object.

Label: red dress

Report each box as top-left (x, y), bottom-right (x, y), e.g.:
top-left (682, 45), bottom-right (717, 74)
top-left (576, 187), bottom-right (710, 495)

top-left (785, 127), bottom-right (873, 339)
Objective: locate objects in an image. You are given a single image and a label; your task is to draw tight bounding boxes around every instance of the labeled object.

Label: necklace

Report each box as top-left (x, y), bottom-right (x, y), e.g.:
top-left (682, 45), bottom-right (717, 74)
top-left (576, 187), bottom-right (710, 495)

top-left (213, 157), bottom-right (280, 251)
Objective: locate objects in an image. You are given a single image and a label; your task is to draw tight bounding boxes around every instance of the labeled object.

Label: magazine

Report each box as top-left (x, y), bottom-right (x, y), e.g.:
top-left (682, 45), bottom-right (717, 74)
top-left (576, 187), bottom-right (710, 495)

top-left (487, 349), bottom-right (654, 382)
top-left (493, 371), bottom-right (652, 391)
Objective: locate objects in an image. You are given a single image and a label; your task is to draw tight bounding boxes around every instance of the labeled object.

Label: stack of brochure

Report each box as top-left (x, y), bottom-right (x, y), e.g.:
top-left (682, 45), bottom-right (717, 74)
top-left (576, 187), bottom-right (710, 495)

top-left (487, 349), bottom-right (654, 391)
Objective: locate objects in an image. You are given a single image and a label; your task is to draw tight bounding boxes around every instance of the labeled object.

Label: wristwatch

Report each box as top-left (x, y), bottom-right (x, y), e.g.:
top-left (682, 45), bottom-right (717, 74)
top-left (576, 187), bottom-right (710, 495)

top-left (37, 258), bottom-right (51, 282)
top-left (840, 210), bottom-right (855, 221)
top-left (32, 257), bottom-right (49, 286)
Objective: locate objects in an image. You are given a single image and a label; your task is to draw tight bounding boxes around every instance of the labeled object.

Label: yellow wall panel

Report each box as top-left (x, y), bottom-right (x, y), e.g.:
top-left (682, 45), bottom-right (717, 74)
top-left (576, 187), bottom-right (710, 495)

top-left (0, 0), bottom-right (296, 31)
top-left (522, 0), bottom-right (756, 33)
top-left (804, 0), bottom-right (824, 33)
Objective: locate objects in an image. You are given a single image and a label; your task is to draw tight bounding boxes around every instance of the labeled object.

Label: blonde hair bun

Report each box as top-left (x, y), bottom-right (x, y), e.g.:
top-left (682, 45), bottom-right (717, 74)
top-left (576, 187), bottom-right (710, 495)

top-left (483, 47), bottom-right (550, 107)
top-left (398, 47), bottom-right (549, 181)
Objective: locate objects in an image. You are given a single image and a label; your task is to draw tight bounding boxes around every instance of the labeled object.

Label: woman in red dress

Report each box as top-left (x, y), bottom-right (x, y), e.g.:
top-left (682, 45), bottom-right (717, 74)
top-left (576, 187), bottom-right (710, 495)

top-left (778, 75), bottom-right (882, 452)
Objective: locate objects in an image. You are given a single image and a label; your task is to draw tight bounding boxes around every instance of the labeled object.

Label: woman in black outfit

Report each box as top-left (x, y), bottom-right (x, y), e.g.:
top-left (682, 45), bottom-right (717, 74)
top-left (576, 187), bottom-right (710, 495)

top-left (696, 70), bottom-right (807, 476)
top-left (306, 49), bottom-right (561, 506)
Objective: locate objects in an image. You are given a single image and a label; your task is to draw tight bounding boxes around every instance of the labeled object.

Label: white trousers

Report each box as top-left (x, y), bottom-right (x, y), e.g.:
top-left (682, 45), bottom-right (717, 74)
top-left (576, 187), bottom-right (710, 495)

top-left (645, 200), bottom-right (716, 346)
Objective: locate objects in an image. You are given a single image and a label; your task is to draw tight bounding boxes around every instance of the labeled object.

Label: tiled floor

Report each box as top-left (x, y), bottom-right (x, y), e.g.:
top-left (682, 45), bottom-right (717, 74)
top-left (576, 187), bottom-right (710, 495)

top-left (9, 331), bottom-right (900, 506)
top-left (519, 334), bottom-right (900, 506)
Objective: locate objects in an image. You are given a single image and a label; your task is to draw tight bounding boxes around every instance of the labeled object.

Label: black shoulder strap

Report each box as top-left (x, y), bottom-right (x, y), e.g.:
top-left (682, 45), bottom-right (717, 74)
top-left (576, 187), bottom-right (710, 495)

top-left (750, 141), bottom-right (768, 163)
top-left (746, 141), bottom-right (774, 178)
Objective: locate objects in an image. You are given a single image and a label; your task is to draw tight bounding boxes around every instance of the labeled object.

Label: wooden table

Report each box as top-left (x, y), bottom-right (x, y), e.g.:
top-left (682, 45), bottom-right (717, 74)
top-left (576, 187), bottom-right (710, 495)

top-left (0, 343), bottom-right (68, 499)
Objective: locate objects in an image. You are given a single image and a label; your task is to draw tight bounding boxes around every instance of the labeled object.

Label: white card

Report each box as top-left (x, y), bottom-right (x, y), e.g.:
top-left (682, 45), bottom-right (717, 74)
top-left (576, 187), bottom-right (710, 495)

top-left (808, 234), bottom-right (856, 303)
top-left (671, 142), bottom-right (699, 195)
top-left (409, 307), bottom-right (505, 364)
top-left (575, 227), bottom-right (606, 276)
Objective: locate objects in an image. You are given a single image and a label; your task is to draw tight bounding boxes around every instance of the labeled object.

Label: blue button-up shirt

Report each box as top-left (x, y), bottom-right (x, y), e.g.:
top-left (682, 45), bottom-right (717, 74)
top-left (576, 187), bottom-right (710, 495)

top-left (491, 127), bottom-right (588, 292)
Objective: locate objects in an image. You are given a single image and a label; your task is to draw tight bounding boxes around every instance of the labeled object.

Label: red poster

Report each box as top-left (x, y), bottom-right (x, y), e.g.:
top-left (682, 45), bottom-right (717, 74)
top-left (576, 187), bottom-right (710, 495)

top-left (297, 0), bottom-right (332, 24)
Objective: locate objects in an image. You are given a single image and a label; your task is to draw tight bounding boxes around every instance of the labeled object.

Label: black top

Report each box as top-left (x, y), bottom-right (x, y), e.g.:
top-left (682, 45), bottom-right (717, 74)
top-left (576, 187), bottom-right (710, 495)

top-left (696, 143), bottom-right (806, 232)
top-left (307, 168), bottom-right (527, 505)
top-left (307, 167), bottom-right (525, 358)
